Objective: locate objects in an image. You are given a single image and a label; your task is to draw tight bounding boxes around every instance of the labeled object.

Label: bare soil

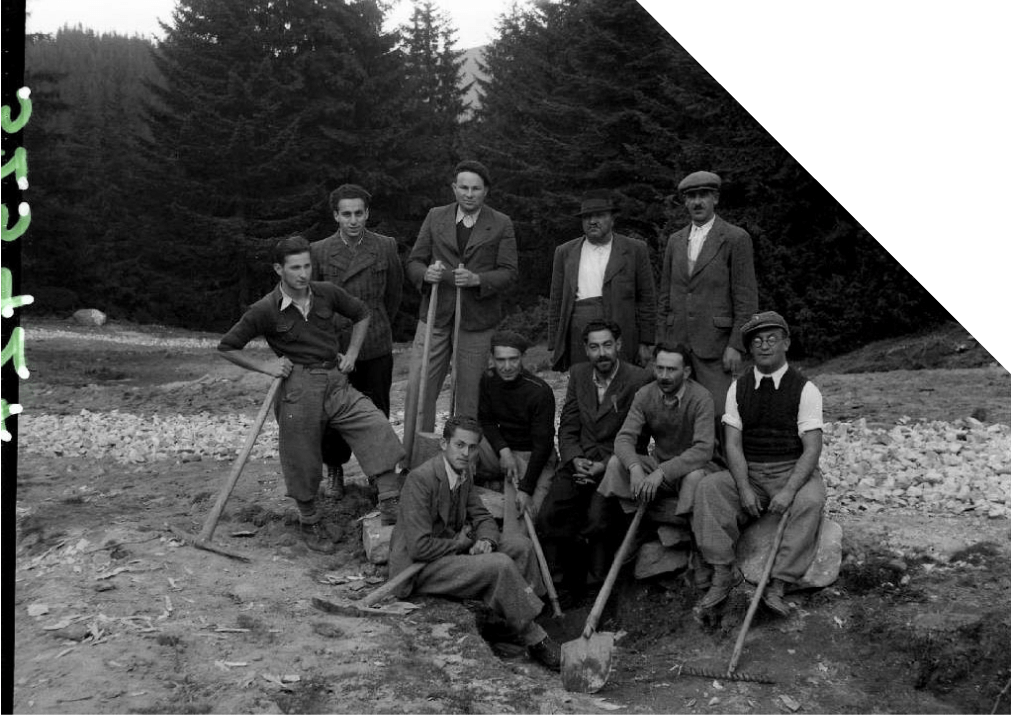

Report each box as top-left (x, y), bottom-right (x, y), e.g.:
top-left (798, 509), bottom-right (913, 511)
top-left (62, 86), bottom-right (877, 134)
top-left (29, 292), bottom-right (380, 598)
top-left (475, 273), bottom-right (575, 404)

top-left (10, 318), bottom-right (1012, 714)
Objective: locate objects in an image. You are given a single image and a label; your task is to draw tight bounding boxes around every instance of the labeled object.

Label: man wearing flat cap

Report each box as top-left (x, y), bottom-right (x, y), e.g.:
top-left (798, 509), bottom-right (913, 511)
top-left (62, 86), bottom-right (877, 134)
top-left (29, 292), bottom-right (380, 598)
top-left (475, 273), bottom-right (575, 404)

top-left (658, 171), bottom-right (757, 429)
top-left (404, 160), bottom-right (518, 450)
top-left (476, 330), bottom-right (557, 537)
top-left (548, 189), bottom-right (656, 372)
top-left (692, 311), bottom-right (825, 617)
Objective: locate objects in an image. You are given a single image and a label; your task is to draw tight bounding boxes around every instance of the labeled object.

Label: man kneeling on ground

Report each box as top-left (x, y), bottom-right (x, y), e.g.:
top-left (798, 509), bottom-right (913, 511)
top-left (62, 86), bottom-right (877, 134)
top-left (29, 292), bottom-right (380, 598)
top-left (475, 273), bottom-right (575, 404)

top-left (388, 415), bottom-right (561, 671)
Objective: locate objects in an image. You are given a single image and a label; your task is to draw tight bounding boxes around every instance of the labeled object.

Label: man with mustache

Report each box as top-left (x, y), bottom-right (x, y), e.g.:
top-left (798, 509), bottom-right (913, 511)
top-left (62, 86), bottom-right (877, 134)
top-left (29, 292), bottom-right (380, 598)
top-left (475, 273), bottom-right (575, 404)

top-left (658, 171), bottom-right (757, 437)
top-left (547, 190), bottom-right (656, 372)
top-left (310, 184), bottom-right (403, 504)
top-left (388, 415), bottom-right (561, 671)
top-left (535, 319), bottom-right (652, 604)
top-left (217, 236), bottom-right (405, 552)
top-left (692, 312), bottom-right (825, 616)
top-left (590, 342), bottom-right (715, 555)
top-left (475, 331), bottom-right (557, 538)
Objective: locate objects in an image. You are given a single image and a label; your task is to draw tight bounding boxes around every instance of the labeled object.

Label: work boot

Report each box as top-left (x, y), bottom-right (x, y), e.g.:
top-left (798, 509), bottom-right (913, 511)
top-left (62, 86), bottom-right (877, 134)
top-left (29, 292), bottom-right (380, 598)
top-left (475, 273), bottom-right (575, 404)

top-left (696, 564), bottom-right (742, 610)
top-left (299, 519), bottom-right (337, 554)
top-left (761, 578), bottom-right (792, 617)
top-left (379, 495), bottom-right (400, 526)
top-left (321, 464), bottom-right (345, 500)
top-left (527, 636), bottom-right (561, 672)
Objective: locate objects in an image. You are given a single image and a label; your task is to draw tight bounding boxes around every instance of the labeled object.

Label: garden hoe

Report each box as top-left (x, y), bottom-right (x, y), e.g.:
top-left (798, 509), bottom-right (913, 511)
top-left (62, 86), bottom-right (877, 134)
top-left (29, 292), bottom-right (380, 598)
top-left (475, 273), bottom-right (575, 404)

top-left (170, 375), bottom-right (283, 562)
top-left (561, 502), bottom-right (647, 693)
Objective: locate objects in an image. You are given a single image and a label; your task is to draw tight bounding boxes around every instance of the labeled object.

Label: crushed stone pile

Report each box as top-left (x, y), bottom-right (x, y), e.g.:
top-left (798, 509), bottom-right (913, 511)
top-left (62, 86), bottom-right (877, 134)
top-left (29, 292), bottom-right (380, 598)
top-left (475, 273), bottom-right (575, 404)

top-left (20, 409), bottom-right (1010, 518)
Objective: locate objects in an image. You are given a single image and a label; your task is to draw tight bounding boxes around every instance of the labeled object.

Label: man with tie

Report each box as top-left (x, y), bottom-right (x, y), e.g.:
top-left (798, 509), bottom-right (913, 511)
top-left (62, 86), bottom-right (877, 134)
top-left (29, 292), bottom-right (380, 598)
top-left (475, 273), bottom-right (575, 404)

top-left (535, 319), bottom-right (652, 603)
top-left (548, 190), bottom-right (656, 372)
top-left (311, 184), bottom-right (403, 501)
top-left (388, 415), bottom-right (561, 671)
top-left (692, 312), bottom-right (825, 616)
top-left (658, 171), bottom-right (757, 422)
top-left (403, 161), bottom-right (518, 436)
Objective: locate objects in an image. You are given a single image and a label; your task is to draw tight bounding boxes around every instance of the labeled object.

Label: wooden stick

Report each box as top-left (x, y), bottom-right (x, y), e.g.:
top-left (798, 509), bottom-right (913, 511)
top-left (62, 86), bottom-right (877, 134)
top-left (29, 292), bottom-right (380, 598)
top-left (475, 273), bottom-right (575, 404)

top-left (523, 511), bottom-right (563, 617)
top-left (404, 281), bottom-right (440, 466)
top-left (449, 263), bottom-right (464, 415)
top-left (197, 376), bottom-right (283, 544)
top-left (581, 503), bottom-right (646, 638)
top-left (728, 510), bottom-right (790, 674)
top-left (360, 562), bottom-right (426, 607)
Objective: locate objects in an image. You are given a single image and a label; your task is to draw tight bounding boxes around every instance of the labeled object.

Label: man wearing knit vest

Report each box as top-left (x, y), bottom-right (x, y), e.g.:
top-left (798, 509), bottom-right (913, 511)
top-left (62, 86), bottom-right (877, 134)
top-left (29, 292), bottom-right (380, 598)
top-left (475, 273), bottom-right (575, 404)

top-left (476, 330), bottom-right (557, 538)
top-left (692, 311), bottom-right (825, 615)
top-left (218, 236), bottom-right (406, 553)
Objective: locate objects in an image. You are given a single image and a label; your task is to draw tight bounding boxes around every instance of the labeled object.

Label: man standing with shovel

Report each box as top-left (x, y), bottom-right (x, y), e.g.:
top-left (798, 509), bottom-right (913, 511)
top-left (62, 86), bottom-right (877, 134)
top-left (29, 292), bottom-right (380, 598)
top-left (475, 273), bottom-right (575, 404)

top-left (218, 236), bottom-right (406, 553)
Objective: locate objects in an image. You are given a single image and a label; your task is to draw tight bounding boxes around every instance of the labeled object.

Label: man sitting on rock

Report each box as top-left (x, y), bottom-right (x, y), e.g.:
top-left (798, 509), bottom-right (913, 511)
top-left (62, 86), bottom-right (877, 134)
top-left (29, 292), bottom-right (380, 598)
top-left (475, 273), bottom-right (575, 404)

top-left (217, 236), bottom-right (406, 553)
top-left (388, 415), bottom-right (561, 671)
top-left (476, 330), bottom-right (557, 537)
top-left (692, 311), bottom-right (825, 615)
top-left (591, 342), bottom-right (715, 547)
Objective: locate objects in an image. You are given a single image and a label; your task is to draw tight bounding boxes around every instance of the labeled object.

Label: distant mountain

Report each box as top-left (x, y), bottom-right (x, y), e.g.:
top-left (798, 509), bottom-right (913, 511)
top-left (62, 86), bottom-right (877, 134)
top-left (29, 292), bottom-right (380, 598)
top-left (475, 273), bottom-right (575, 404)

top-left (460, 46), bottom-right (488, 114)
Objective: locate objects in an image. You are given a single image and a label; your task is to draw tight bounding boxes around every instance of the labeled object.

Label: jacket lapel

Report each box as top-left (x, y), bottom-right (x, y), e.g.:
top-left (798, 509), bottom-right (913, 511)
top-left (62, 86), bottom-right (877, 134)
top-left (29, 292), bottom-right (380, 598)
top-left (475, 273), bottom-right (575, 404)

top-left (564, 240), bottom-right (582, 295)
top-left (602, 234), bottom-right (628, 286)
top-left (340, 232), bottom-right (380, 281)
top-left (463, 206), bottom-right (494, 259)
top-left (690, 216), bottom-right (727, 277)
top-left (672, 226), bottom-right (691, 283)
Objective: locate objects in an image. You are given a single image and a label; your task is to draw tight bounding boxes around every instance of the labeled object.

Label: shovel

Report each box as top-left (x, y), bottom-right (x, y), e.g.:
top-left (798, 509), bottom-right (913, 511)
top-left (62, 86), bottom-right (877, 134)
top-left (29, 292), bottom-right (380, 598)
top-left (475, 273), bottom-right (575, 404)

top-left (561, 501), bottom-right (646, 693)
top-left (403, 279), bottom-right (440, 466)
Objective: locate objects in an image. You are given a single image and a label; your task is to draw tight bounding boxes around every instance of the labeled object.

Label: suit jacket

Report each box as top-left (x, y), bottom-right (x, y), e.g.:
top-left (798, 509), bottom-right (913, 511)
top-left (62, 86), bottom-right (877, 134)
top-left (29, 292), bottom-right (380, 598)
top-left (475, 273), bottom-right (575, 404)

top-left (388, 455), bottom-right (500, 598)
top-left (557, 360), bottom-right (653, 468)
top-left (406, 203), bottom-right (517, 332)
top-left (658, 215), bottom-right (757, 359)
top-left (310, 229), bottom-right (403, 361)
top-left (548, 232), bottom-right (657, 371)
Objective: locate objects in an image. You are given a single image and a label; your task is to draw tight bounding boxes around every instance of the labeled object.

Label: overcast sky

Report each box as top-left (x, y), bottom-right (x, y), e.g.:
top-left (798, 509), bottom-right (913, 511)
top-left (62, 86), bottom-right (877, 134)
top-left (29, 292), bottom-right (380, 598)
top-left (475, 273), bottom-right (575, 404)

top-left (24, 0), bottom-right (521, 48)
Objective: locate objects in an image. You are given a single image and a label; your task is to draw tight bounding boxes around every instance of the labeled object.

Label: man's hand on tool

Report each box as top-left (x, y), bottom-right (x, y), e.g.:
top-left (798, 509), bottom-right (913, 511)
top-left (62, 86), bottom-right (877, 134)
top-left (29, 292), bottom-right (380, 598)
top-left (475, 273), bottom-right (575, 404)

top-left (768, 487), bottom-right (795, 515)
top-left (515, 488), bottom-right (533, 517)
top-left (452, 266), bottom-right (480, 287)
top-left (424, 260), bottom-right (445, 284)
top-left (499, 449), bottom-right (519, 482)
top-left (270, 357), bottom-right (293, 378)
top-left (636, 468), bottom-right (665, 503)
top-left (468, 538), bottom-right (494, 555)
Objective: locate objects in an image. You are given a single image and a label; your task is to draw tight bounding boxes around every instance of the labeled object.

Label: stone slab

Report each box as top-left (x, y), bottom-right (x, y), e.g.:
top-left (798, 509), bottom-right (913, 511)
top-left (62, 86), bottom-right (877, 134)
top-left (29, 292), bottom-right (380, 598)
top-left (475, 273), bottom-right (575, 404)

top-left (736, 514), bottom-right (843, 588)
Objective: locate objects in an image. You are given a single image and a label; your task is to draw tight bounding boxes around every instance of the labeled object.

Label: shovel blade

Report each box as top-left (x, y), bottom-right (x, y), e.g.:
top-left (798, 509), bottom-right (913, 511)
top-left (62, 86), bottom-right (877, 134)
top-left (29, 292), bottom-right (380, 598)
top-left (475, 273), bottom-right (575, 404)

top-left (560, 631), bottom-right (615, 693)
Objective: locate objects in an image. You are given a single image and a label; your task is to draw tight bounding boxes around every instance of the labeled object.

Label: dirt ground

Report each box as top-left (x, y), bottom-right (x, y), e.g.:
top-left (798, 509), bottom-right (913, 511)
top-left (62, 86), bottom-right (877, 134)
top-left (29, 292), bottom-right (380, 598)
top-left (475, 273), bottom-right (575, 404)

top-left (10, 318), bottom-right (1012, 714)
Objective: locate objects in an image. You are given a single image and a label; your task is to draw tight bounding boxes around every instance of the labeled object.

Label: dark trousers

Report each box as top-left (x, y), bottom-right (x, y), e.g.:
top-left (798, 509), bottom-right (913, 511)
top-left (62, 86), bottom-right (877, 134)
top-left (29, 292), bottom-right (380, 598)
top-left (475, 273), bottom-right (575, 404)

top-left (322, 353), bottom-right (394, 468)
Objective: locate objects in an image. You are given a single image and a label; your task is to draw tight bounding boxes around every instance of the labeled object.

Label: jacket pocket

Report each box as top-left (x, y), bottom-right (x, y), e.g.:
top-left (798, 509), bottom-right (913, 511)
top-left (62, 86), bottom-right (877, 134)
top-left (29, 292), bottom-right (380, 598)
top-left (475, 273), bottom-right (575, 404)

top-left (712, 316), bottom-right (733, 329)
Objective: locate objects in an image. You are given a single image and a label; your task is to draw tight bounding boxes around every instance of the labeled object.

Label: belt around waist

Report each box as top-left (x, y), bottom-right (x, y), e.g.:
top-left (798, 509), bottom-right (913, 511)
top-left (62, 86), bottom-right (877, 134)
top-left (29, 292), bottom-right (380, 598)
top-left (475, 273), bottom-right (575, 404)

top-left (298, 360), bottom-right (339, 370)
top-left (575, 296), bottom-right (604, 306)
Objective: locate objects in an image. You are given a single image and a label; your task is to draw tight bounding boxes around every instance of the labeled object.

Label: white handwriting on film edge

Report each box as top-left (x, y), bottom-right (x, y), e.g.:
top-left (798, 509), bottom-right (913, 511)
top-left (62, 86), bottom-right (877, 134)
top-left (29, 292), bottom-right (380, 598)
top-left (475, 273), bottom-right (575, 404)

top-left (2, 87), bottom-right (35, 441)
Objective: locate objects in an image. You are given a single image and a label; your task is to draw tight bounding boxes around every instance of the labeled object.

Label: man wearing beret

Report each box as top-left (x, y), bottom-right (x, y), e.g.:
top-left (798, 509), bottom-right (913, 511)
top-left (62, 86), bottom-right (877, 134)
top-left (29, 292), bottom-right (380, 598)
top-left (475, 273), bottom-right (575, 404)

top-left (692, 311), bottom-right (825, 616)
top-left (548, 189), bottom-right (656, 372)
top-left (658, 171), bottom-right (757, 429)
top-left (476, 330), bottom-right (557, 537)
top-left (403, 160), bottom-right (518, 445)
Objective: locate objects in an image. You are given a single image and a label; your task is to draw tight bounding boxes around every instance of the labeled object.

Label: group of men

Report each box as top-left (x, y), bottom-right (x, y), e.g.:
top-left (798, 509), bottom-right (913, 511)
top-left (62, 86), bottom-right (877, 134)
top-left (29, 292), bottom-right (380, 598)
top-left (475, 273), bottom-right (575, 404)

top-left (216, 160), bottom-right (826, 671)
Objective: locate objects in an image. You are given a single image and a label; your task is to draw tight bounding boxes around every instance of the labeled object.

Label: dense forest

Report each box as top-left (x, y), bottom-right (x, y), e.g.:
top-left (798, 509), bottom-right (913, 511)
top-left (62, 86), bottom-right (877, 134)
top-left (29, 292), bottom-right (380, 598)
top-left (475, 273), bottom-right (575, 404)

top-left (22, 0), bottom-right (949, 359)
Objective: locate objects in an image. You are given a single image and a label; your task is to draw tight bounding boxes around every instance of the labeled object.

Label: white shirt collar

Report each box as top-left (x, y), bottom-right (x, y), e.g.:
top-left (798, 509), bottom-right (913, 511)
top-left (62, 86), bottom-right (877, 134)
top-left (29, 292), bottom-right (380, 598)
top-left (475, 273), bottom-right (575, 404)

top-left (752, 362), bottom-right (790, 389)
top-left (583, 233), bottom-right (613, 251)
top-left (691, 215), bottom-right (716, 234)
top-left (278, 284), bottom-right (312, 319)
top-left (456, 206), bottom-right (480, 227)
top-left (443, 457), bottom-right (463, 491)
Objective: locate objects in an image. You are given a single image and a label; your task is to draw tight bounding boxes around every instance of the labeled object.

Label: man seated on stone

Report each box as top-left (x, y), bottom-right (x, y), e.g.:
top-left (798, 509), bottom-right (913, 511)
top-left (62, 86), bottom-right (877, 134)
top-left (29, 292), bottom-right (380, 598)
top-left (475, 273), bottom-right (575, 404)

top-left (476, 330), bottom-right (557, 537)
top-left (217, 236), bottom-right (405, 553)
top-left (692, 311), bottom-right (825, 616)
top-left (536, 319), bottom-right (651, 603)
top-left (388, 415), bottom-right (561, 671)
top-left (591, 342), bottom-right (715, 553)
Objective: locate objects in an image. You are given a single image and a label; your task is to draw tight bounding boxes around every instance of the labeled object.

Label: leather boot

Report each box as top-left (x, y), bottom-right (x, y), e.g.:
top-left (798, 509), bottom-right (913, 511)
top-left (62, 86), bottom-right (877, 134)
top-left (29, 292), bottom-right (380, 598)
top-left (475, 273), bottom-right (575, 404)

top-left (762, 578), bottom-right (792, 616)
top-left (696, 564), bottom-right (742, 610)
top-left (321, 464), bottom-right (345, 500)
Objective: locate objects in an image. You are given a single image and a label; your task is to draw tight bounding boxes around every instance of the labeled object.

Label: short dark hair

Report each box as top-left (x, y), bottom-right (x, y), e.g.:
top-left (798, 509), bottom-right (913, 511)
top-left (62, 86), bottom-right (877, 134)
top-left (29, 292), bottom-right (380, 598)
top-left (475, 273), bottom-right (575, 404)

top-left (453, 160), bottom-right (491, 188)
top-left (273, 235), bottom-right (311, 265)
top-left (653, 341), bottom-right (691, 365)
top-left (582, 319), bottom-right (622, 344)
top-left (489, 330), bottom-right (529, 354)
top-left (443, 414), bottom-right (483, 440)
top-left (329, 184), bottom-right (372, 212)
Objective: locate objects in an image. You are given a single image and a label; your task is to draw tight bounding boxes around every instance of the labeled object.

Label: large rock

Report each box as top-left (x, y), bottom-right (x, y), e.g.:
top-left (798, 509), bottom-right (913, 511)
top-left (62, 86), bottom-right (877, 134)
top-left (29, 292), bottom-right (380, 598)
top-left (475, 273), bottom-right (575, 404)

top-left (635, 540), bottom-right (689, 579)
top-left (736, 514), bottom-right (843, 588)
top-left (73, 308), bottom-right (107, 326)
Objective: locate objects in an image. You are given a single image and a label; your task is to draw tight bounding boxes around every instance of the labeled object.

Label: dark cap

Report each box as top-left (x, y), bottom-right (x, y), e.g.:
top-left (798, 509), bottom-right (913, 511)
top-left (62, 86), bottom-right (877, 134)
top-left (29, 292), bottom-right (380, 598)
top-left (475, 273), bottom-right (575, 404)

top-left (575, 190), bottom-right (618, 217)
top-left (678, 171), bottom-right (722, 195)
top-left (490, 330), bottom-right (529, 354)
top-left (741, 311), bottom-right (790, 343)
top-left (454, 160), bottom-right (492, 188)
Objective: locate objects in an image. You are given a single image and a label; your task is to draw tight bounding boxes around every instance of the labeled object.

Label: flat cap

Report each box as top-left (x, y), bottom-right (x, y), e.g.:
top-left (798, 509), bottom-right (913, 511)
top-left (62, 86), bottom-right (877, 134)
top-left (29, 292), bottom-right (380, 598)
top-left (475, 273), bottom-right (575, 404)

top-left (575, 190), bottom-right (618, 217)
top-left (678, 170), bottom-right (722, 194)
top-left (490, 330), bottom-right (529, 354)
top-left (741, 311), bottom-right (790, 343)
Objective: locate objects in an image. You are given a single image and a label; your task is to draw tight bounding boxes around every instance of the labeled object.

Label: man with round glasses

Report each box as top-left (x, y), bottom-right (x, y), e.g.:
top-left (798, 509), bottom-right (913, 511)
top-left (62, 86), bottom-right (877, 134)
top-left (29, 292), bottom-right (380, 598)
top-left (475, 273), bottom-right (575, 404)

top-left (691, 311), bottom-right (826, 617)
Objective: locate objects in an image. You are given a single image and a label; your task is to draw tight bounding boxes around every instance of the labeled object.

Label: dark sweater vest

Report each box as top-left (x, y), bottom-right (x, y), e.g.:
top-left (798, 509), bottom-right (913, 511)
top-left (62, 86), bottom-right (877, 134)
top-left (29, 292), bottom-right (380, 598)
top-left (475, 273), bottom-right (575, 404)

top-left (736, 366), bottom-right (807, 463)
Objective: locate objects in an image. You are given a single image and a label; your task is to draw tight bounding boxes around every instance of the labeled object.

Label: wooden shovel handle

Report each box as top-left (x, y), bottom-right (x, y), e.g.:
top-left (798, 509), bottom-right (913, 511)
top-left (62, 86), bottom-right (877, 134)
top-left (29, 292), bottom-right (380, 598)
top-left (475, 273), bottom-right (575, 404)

top-left (581, 502), bottom-right (647, 638)
top-left (360, 562), bottom-right (426, 607)
top-left (524, 511), bottom-right (563, 617)
top-left (728, 510), bottom-right (790, 674)
top-left (449, 263), bottom-right (464, 415)
top-left (198, 376), bottom-right (283, 543)
top-left (404, 282), bottom-right (440, 464)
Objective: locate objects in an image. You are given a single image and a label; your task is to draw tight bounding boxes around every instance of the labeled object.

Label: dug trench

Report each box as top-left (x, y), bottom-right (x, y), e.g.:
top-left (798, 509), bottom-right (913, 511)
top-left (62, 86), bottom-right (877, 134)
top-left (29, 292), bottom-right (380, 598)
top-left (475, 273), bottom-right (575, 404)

top-left (12, 318), bottom-right (1012, 714)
